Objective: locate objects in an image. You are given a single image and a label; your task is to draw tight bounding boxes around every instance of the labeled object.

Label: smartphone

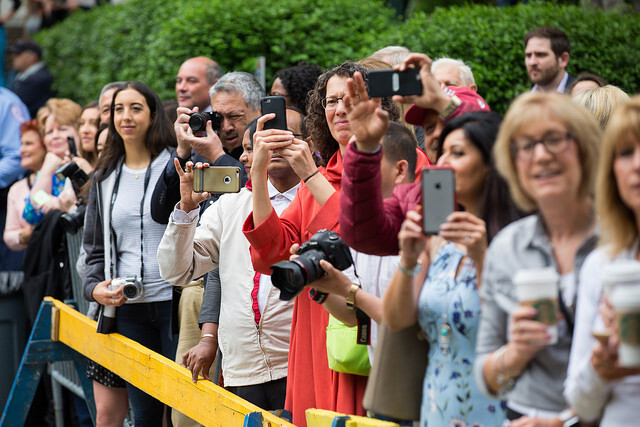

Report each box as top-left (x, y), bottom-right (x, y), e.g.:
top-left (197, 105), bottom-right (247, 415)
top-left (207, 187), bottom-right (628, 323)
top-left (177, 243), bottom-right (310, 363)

top-left (67, 136), bottom-right (78, 157)
top-left (193, 166), bottom-right (241, 193)
top-left (367, 68), bottom-right (423, 98)
top-left (421, 167), bottom-right (456, 235)
top-left (260, 96), bottom-right (288, 131)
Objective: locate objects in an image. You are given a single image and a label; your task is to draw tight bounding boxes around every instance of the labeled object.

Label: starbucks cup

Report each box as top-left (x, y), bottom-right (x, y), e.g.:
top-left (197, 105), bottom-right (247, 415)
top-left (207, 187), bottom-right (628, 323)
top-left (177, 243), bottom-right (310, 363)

top-left (602, 260), bottom-right (640, 298)
top-left (610, 286), bottom-right (640, 367)
top-left (513, 267), bottom-right (559, 345)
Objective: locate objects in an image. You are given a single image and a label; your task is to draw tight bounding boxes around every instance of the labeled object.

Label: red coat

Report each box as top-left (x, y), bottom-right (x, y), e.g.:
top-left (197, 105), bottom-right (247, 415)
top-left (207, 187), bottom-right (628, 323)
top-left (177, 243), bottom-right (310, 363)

top-left (243, 150), bottom-right (367, 426)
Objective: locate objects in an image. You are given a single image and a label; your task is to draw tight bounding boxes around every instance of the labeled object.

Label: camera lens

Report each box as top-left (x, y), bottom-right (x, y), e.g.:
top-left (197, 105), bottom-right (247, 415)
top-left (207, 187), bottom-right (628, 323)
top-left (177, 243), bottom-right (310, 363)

top-left (188, 113), bottom-right (206, 132)
top-left (224, 176), bottom-right (231, 184)
top-left (122, 281), bottom-right (142, 299)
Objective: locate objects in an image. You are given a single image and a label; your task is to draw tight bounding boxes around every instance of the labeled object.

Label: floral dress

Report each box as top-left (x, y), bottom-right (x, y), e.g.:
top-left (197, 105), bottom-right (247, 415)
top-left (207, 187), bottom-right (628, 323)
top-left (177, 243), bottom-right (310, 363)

top-left (418, 242), bottom-right (506, 427)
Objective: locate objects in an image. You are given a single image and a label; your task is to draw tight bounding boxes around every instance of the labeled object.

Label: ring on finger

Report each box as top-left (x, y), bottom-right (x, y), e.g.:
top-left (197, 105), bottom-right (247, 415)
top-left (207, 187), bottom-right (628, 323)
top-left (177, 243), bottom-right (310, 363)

top-left (464, 234), bottom-right (471, 242)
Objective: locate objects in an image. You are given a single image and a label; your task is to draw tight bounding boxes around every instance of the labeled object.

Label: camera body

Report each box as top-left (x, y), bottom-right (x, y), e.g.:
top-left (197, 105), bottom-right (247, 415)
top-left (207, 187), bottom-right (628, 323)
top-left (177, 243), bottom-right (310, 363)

top-left (112, 276), bottom-right (143, 300)
top-left (189, 111), bottom-right (222, 133)
top-left (270, 229), bottom-right (353, 301)
top-left (59, 204), bottom-right (86, 234)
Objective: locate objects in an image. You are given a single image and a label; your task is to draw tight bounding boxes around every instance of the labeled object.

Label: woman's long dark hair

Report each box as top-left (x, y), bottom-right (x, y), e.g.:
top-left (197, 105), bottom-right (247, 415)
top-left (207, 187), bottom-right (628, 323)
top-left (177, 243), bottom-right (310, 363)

top-left (306, 62), bottom-right (400, 166)
top-left (96, 81), bottom-right (176, 179)
top-left (437, 111), bottom-right (523, 242)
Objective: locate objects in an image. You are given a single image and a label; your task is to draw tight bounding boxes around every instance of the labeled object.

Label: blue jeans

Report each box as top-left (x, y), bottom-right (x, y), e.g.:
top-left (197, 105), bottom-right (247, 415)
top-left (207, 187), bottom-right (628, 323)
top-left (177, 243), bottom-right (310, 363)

top-left (116, 300), bottom-right (176, 427)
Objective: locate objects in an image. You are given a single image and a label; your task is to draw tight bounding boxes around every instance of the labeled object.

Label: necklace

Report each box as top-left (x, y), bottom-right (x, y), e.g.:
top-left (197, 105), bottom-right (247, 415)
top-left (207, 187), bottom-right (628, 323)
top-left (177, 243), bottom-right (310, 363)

top-left (439, 314), bottom-right (452, 357)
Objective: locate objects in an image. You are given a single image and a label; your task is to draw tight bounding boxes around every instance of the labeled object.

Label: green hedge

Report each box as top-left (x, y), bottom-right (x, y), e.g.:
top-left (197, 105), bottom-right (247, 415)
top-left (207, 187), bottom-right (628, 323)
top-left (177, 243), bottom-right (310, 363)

top-left (36, 1), bottom-right (639, 113)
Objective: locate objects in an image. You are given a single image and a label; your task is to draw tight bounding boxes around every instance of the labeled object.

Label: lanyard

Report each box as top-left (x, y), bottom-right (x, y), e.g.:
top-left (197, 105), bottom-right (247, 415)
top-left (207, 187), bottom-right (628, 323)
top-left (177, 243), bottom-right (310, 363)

top-left (109, 159), bottom-right (152, 281)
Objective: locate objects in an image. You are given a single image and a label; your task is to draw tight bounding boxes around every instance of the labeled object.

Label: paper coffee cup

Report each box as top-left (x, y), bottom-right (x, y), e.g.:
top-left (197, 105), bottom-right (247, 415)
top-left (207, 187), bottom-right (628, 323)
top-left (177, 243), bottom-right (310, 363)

top-left (513, 267), bottom-right (559, 345)
top-left (610, 286), bottom-right (640, 367)
top-left (602, 260), bottom-right (640, 298)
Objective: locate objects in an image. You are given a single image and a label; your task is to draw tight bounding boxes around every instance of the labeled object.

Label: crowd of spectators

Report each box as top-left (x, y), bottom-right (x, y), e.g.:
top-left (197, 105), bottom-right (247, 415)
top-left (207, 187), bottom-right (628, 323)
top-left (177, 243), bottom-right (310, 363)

top-left (2, 22), bottom-right (640, 427)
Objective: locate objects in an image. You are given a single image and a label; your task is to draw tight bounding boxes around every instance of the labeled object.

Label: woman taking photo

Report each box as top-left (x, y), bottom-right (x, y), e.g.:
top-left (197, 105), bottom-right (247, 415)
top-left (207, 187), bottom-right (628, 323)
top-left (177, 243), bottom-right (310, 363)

top-left (474, 92), bottom-right (600, 426)
top-left (82, 81), bottom-right (176, 426)
top-left (384, 112), bottom-right (518, 426)
top-left (564, 96), bottom-right (640, 426)
top-left (243, 62), bottom-right (399, 426)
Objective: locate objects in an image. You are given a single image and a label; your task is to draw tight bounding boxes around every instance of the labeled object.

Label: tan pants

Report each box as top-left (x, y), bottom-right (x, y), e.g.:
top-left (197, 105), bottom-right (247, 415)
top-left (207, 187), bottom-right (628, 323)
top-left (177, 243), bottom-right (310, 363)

top-left (171, 279), bottom-right (216, 427)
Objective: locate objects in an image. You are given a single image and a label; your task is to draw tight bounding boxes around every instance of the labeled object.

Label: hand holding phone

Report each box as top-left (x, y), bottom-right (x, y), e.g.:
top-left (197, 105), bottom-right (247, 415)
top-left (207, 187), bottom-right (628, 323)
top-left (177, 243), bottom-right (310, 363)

top-left (421, 167), bottom-right (456, 235)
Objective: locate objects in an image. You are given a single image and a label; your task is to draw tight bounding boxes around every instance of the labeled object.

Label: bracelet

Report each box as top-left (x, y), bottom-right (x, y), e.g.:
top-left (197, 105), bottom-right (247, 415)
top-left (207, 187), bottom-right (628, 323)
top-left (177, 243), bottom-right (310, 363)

top-left (201, 333), bottom-right (217, 341)
top-left (303, 169), bottom-right (320, 183)
top-left (494, 345), bottom-right (518, 386)
top-left (439, 95), bottom-right (462, 121)
top-left (398, 260), bottom-right (420, 277)
top-left (346, 284), bottom-right (360, 310)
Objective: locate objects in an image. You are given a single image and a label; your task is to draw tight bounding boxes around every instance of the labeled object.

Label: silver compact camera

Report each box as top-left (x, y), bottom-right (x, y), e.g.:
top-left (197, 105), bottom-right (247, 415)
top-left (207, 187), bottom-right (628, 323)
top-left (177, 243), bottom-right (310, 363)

top-left (111, 275), bottom-right (143, 299)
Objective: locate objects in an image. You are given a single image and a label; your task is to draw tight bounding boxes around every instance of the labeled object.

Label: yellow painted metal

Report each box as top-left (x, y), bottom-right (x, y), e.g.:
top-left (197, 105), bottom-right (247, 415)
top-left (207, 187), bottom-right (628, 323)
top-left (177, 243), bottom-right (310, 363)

top-left (46, 297), bottom-right (295, 427)
top-left (305, 409), bottom-right (399, 427)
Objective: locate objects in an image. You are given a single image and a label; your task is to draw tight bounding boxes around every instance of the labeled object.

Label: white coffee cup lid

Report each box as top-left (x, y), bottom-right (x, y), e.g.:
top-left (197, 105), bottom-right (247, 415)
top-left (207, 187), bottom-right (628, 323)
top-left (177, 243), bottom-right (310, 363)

top-left (602, 260), bottom-right (640, 284)
top-left (513, 267), bottom-right (559, 286)
top-left (611, 285), bottom-right (640, 309)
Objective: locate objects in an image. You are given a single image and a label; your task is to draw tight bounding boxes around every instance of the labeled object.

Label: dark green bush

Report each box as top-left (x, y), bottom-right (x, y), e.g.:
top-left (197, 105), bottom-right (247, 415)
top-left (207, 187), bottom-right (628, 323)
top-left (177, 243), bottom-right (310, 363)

top-left (37, 0), bottom-right (639, 114)
top-left (396, 3), bottom-right (640, 113)
top-left (35, 0), bottom-right (397, 103)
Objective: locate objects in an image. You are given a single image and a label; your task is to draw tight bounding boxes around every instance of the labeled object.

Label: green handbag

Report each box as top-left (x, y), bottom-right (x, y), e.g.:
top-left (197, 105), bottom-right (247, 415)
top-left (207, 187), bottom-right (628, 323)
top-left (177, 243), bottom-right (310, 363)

top-left (326, 314), bottom-right (371, 376)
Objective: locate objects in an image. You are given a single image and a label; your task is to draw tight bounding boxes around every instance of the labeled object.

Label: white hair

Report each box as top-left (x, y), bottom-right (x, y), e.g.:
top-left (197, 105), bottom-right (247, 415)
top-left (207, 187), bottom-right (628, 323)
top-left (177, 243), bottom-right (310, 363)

top-left (208, 71), bottom-right (265, 111)
top-left (370, 46), bottom-right (410, 66)
top-left (431, 57), bottom-right (476, 87)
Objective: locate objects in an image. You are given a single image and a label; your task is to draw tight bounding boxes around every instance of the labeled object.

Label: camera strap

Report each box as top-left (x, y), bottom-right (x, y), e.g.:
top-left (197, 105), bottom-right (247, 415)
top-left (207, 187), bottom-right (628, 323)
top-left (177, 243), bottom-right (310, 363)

top-left (355, 308), bottom-right (371, 345)
top-left (109, 159), bottom-right (152, 282)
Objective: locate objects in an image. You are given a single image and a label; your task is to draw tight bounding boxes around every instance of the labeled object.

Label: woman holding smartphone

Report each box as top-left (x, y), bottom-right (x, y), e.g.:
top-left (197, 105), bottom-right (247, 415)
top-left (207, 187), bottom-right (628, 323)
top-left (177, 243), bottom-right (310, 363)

top-left (82, 81), bottom-right (176, 426)
top-left (383, 112), bottom-right (519, 426)
top-left (475, 92), bottom-right (600, 426)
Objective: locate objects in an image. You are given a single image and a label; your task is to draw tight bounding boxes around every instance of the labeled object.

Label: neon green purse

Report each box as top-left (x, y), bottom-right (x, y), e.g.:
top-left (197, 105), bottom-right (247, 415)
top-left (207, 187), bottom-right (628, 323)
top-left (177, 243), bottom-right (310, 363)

top-left (326, 314), bottom-right (371, 376)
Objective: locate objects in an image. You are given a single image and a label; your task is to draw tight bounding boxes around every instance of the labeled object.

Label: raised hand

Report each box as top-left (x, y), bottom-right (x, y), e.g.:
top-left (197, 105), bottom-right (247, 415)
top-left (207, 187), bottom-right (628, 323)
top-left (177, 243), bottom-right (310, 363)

top-left (439, 211), bottom-right (487, 267)
top-left (174, 106), bottom-right (225, 163)
top-left (393, 53), bottom-right (450, 114)
top-left (173, 158), bottom-right (211, 212)
top-left (344, 71), bottom-right (389, 152)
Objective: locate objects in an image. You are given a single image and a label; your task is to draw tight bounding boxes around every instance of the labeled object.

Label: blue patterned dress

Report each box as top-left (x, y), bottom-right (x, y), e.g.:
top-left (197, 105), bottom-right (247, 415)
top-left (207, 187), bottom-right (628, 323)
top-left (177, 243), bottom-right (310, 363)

top-left (418, 243), bottom-right (506, 427)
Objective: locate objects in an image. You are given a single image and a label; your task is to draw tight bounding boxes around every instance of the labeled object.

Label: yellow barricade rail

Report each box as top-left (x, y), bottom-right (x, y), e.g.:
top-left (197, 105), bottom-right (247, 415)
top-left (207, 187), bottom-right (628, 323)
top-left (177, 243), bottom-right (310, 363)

top-left (6, 298), bottom-right (400, 427)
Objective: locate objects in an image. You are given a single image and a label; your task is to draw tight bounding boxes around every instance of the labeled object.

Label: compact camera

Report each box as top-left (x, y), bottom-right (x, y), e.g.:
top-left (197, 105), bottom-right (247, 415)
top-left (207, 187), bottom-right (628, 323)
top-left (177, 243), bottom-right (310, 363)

top-left (270, 229), bottom-right (353, 301)
top-left (188, 111), bottom-right (222, 133)
top-left (112, 276), bottom-right (143, 299)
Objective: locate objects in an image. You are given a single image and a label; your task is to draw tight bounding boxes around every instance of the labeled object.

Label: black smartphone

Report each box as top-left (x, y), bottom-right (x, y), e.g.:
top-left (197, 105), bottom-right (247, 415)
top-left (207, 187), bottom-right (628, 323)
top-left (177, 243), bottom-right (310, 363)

top-left (193, 166), bottom-right (241, 194)
top-left (421, 167), bottom-right (456, 235)
top-left (367, 68), bottom-right (423, 98)
top-left (260, 96), bottom-right (288, 131)
top-left (67, 136), bottom-right (78, 157)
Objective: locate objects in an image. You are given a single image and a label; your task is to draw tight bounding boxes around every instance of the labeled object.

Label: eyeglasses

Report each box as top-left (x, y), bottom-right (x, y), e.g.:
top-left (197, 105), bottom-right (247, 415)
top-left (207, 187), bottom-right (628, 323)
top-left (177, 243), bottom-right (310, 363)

top-left (322, 97), bottom-right (346, 110)
top-left (512, 132), bottom-right (573, 160)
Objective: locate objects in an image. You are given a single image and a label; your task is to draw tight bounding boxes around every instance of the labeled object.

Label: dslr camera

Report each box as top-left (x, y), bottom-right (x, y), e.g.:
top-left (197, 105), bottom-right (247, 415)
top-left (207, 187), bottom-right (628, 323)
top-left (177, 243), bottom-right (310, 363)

top-left (56, 162), bottom-right (89, 194)
top-left (112, 276), bottom-right (143, 299)
top-left (189, 111), bottom-right (222, 133)
top-left (270, 229), bottom-right (353, 301)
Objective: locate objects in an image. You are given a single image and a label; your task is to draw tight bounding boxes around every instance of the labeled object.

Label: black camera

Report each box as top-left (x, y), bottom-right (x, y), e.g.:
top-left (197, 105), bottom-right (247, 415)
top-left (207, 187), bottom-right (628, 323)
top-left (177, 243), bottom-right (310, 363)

top-left (112, 276), bottom-right (143, 299)
top-left (270, 229), bottom-right (353, 301)
top-left (59, 203), bottom-right (86, 234)
top-left (55, 162), bottom-right (89, 196)
top-left (188, 111), bottom-right (222, 133)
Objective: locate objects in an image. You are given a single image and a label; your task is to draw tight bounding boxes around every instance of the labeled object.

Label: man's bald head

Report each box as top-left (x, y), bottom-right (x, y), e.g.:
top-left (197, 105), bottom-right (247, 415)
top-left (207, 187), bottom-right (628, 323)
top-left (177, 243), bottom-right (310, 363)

top-left (176, 56), bottom-right (223, 110)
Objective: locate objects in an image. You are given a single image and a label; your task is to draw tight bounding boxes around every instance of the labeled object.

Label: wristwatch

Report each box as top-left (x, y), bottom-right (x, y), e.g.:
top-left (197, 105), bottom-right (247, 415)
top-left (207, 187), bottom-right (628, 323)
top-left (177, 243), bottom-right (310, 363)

top-left (558, 409), bottom-right (580, 427)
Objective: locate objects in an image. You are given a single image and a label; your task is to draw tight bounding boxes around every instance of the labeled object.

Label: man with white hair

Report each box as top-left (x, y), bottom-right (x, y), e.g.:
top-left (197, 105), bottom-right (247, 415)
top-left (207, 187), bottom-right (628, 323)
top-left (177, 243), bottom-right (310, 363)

top-left (370, 45), bottom-right (410, 66)
top-left (431, 57), bottom-right (478, 92)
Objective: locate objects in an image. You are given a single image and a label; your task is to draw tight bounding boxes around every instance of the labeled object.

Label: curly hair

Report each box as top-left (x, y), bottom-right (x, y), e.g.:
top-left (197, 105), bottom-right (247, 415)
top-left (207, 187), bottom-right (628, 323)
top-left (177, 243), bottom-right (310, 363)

top-left (275, 62), bottom-right (323, 115)
top-left (306, 62), bottom-right (400, 166)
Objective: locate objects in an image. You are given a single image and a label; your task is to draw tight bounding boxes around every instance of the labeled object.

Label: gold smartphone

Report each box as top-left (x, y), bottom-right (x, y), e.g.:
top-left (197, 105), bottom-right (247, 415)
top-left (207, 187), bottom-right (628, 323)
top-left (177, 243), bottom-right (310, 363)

top-left (193, 166), bottom-right (241, 193)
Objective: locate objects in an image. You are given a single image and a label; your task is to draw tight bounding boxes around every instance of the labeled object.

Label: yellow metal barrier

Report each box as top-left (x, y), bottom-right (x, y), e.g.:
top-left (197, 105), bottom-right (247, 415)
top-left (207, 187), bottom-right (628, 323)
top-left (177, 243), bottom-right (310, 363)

top-left (11, 298), bottom-right (400, 427)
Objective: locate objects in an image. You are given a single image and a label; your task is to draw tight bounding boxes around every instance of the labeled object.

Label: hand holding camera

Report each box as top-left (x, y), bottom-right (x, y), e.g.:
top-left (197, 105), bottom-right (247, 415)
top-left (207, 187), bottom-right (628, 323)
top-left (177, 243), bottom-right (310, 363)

top-left (173, 158), bottom-right (211, 213)
top-left (394, 53), bottom-right (450, 113)
top-left (174, 106), bottom-right (225, 163)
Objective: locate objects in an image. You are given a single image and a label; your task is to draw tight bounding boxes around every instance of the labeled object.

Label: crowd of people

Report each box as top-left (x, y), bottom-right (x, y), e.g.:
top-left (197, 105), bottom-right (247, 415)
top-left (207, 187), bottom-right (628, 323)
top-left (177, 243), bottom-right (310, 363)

top-left (1, 23), bottom-right (640, 427)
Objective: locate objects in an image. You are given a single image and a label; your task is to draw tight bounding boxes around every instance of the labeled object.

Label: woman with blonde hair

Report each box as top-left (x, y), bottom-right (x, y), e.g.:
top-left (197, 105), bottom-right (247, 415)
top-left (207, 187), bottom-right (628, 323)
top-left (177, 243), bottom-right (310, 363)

top-left (475, 92), bottom-right (601, 426)
top-left (573, 85), bottom-right (629, 130)
top-left (564, 96), bottom-right (640, 426)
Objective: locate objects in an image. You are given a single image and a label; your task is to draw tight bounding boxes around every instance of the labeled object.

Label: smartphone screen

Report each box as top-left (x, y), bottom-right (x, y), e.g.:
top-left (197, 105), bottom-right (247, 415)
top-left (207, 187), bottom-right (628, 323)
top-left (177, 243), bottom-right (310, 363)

top-left (193, 166), bottom-right (241, 193)
top-left (367, 69), bottom-right (423, 98)
top-left (261, 96), bottom-right (288, 131)
top-left (421, 167), bottom-right (456, 235)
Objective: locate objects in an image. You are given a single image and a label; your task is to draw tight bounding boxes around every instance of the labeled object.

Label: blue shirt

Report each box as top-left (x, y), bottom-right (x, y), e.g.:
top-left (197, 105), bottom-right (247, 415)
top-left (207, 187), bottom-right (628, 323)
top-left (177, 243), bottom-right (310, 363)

top-left (0, 88), bottom-right (29, 189)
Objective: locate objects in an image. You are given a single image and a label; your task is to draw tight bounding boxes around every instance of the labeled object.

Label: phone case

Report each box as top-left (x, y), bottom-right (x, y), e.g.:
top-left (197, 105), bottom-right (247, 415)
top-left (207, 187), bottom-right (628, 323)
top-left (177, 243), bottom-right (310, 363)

top-left (193, 166), bottom-right (241, 193)
top-left (67, 136), bottom-right (78, 157)
top-left (261, 96), bottom-right (288, 130)
top-left (421, 167), bottom-right (456, 235)
top-left (367, 69), bottom-right (422, 98)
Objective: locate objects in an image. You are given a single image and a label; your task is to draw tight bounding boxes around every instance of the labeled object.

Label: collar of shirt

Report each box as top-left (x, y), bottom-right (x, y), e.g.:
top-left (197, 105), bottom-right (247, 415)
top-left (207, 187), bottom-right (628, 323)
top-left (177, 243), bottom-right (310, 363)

top-left (15, 62), bottom-right (45, 81)
top-left (531, 71), bottom-right (569, 94)
top-left (267, 178), bottom-right (299, 203)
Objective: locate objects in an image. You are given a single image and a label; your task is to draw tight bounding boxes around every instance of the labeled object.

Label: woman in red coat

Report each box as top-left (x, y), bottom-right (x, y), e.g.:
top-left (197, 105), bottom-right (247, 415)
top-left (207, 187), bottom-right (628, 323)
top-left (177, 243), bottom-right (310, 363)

top-left (243, 62), bottom-right (399, 426)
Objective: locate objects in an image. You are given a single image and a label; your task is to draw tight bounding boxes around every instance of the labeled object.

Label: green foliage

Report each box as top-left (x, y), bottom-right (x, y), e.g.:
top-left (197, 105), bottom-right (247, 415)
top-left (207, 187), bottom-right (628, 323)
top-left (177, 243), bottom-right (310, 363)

top-left (36, 0), bottom-right (639, 114)
top-left (395, 3), bottom-right (640, 113)
top-left (35, 0), bottom-right (397, 103)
